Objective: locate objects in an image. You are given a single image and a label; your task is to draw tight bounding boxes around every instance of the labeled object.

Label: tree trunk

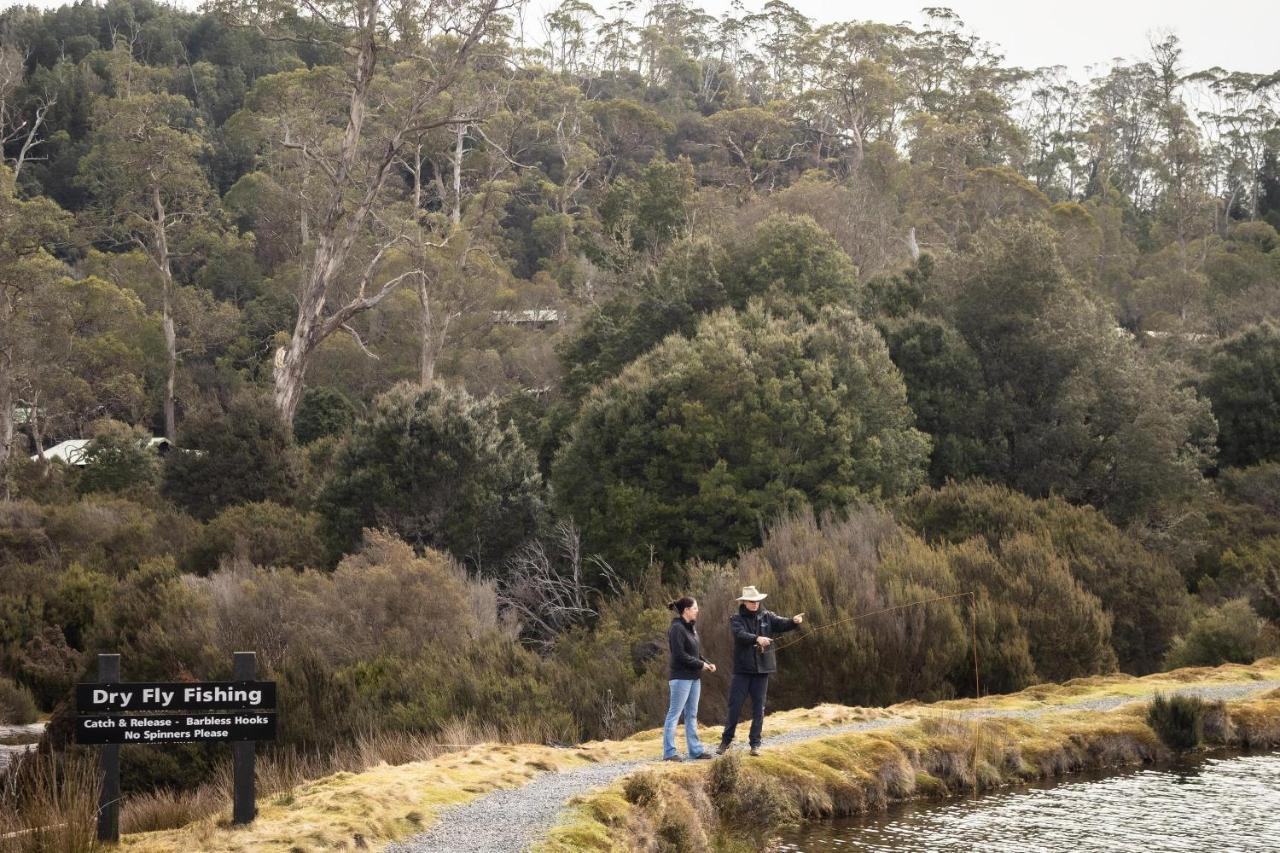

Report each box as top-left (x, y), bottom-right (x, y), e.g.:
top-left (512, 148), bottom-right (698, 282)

top-left (452, 122), bottom-right (465, 226)
top-left (0, 296), bottom-right (12, 500)
top-left (273, 23), bottom-right (378, 426)
top-left (153, 186), bottom-right (178, 443)
top-left (417, 274), bottom-right (437, 389)
top-left (29, 392), bottom-right (44, 462)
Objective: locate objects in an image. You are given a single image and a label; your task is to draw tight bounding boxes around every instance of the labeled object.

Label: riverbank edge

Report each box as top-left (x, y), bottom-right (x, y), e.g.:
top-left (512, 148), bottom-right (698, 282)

top-left (539, 686), bottom-right (1280, 852)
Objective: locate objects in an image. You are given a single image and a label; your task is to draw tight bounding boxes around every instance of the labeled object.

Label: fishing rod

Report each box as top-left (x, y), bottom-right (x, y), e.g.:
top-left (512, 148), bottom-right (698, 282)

top-left (767, 591), bottom-right (982, 697)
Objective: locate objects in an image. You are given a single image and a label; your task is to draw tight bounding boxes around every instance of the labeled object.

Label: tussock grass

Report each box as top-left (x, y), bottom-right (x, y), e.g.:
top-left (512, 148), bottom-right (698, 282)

top-left (1146, 693), bottom-right (1207, 751)
top-left (0, 751), bottom-right (98, 853)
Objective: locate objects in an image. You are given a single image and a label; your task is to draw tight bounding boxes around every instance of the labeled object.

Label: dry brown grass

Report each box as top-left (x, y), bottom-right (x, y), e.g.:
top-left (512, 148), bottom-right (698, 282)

top-left (0, 751), bottom-right (98, 853)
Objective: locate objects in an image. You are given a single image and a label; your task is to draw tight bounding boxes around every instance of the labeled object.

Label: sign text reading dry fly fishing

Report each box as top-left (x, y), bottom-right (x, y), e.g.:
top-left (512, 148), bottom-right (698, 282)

top-left (75, 681), bottom-right (276, 713)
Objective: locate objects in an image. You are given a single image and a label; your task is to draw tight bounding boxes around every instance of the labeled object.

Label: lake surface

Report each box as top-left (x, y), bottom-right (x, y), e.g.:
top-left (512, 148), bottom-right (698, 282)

top-left (773, 752), bottom-right (1280, 852)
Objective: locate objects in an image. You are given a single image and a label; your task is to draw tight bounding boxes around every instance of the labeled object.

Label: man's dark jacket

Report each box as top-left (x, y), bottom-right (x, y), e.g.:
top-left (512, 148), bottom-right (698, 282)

top-left (729, 604), bottom-right (798, 674)
top-left (668, 617), bottom-right (709, 680)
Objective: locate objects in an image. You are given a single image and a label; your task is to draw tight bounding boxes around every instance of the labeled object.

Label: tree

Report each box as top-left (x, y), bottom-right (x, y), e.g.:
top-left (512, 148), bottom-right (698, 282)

top-left (78, 92), bottom-right (214, 442)
top-left (931, 221), bottom-right (1215, 524)
top-left (0, 164), bottom-right (68, 497)
top-left (552, 305), bottom-right (930, 578)
top-left (560, 214), bottom-right (862, 400)
top-left (316, 382), bottom-right (544, 570)
top-left (210, 0), bottom-right (507, 424)
top-left (1203, 322), bottom-right (1280, 467)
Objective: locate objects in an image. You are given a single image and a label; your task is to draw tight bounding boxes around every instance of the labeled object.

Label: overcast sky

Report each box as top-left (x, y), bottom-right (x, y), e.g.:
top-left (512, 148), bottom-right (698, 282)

top-left (4, 0), bottom-right (1276, 75)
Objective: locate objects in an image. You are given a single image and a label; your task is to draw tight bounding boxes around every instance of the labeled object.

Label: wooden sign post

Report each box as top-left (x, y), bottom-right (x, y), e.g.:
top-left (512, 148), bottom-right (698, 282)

top-left (78, 653), bottom-right (276, 844)
top-left (97, 654), bottom-right (121, 845)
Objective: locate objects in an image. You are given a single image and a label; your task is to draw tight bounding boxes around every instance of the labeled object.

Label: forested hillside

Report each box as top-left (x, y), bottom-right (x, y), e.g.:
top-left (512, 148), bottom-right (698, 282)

top-left (2, 0), bottom-right (1280, 822)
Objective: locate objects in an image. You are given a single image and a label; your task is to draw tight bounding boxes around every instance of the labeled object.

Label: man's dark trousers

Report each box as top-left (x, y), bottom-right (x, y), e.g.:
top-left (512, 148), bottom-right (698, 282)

top-left (721, 673), bottom-right (769, 748)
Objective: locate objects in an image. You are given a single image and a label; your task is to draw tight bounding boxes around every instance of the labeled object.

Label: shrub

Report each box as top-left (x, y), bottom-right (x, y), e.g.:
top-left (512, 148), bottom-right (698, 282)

top-left (162, 393), bottom-right (297, 520)
top-left (183, 501), bottom-right (324, 573)
top-left (43, 497), bottom-right (196, 577)
top-left (1147, 693), bottom-right (1205, 751)
top-left (902, 481), bottom-right (1192, 674)
top-left (1203, 322), bottom-right (1280, 467)
top-left (0, 674), bottom-right (39, 724)
top-left (293, 387), bottom-right (356, 445)
top-left (76, 420), bottom-right (160, 496)
top-left (317, 383), bottom-right (545, 571)
top-left (1163, 598), bottom-right (1273, 669)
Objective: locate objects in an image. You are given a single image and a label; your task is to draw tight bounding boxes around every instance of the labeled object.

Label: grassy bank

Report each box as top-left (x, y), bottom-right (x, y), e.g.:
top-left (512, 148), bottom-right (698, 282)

top-left (84, 659), bottom-right (1280, 852)
top-left (541, 667), bottom-right (1280, 851)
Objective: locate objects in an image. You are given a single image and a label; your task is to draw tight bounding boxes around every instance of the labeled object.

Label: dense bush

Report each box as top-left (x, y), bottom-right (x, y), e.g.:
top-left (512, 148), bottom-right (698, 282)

top-left (561, 215), bottom-right (864, 401)
top-left (1147, 693), bottom-right (1206, 751)
top-left (162, 393), bottom-right (297, 519)
top-left (182, 501), bottom-right (324, 573)
top-left (316, 384), bottom-right (545, 571)
top-left (1163, 598), bottom-right (1276, 669)
top-left (553, 306), bottom-right (930, 578)
top-left (901, 481), bottom-right (1192, 674)
top-left (293, 386), bottom-right (356, 445)
top-left (1203, 322), bottom-right (1280, 467)
top-left (76, 420), bottom-right (160, 495)
top-left (910, 222), bottom-right (1216, 525)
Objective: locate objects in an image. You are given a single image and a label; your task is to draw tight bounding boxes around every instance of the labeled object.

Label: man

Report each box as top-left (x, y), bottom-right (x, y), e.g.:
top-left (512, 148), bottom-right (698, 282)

top-left (717, 585), bottom-right (804, 756)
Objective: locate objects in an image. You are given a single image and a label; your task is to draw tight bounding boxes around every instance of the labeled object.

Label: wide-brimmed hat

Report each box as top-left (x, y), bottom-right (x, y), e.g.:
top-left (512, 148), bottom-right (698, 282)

top-left (736, 585), bottom-right (768, 602)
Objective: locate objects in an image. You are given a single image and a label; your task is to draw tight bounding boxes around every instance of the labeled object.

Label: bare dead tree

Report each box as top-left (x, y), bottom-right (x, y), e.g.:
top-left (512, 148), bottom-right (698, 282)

top-left (496, 520), bottom-right (621, 652)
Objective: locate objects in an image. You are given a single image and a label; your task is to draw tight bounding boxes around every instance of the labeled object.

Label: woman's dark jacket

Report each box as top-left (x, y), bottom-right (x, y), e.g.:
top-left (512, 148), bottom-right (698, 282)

top-left (668, 617), bottom-right (709, 680)
top-left (729, 605), bottom-right (798, 675)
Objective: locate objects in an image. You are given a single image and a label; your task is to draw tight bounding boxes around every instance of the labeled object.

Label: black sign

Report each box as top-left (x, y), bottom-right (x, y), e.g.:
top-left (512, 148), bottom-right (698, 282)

top-left (75, 712), bottom-right (277, 745)
top-left (76, 681), bottom-right (276, 714)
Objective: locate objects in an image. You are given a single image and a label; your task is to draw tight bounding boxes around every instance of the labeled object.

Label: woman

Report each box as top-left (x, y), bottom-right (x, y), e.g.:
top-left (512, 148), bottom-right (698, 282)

top-left (663, 596), bottom-right (717, 761)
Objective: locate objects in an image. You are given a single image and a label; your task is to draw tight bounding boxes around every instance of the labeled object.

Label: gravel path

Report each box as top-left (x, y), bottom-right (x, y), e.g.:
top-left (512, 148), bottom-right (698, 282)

top-left (385, 680), bottom-right (1280, 853)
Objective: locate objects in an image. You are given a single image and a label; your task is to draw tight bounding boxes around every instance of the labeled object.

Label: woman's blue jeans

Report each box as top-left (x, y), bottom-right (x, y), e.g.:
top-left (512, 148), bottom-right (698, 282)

top-left (663, 678), bottom-right (705, 758)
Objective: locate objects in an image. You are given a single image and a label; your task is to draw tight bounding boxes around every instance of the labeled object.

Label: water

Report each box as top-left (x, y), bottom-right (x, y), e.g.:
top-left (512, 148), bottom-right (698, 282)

top-left (773, 752), bottom-right (1280, 852)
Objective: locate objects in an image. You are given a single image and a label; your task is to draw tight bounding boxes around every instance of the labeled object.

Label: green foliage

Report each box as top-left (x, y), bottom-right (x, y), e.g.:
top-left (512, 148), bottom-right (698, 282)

top-left (0, 674), bottom-right (39, 724)
top-left (317, 383), bottom-right (545, 570)
top-left (600, 158), bottom-right (695, 254)
top-left (162, 393), bottom-right (297, 520)
top-left (901, 481), bottom-right (1192, 674)
top-left (719, 214), bottom-right (862, 315)
top-left (1203, 322), bottom-right (1280, 467)
top-left (553, 305), bottom-right (929, 577)
top-left (920, 221), bottom-right (1216, 525)
top-left (76, 421), bottom-right (160, 496)
top-left (1163, 598), bottom-right (1275, 669)
top-left (1147, 693), bottom-right (1206, 751)
top-left (292, 387), bottom-right (356, 445)
top-left (183, 501), bottom-right (323, 573)
top-left (560, 214), bottom-right (862, 401)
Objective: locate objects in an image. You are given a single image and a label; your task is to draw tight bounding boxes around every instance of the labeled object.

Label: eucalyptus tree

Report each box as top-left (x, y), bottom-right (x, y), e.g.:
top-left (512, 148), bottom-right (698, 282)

top-left (0, 165), bottom-right (68, 497)
top-left (79, 92), bottom-right (214, 442)
top-left (210, 0), bottom-right (510, 424)
top-left (804, 21), bottom-right (907, 176)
